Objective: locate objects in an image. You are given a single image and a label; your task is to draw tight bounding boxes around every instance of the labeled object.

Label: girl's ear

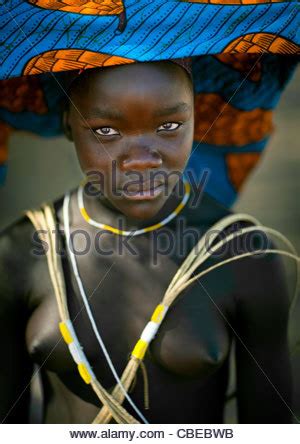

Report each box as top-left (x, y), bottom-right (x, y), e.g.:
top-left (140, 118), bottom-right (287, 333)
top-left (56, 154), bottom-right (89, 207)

top-left (62, 109), bottom-right (74, 141)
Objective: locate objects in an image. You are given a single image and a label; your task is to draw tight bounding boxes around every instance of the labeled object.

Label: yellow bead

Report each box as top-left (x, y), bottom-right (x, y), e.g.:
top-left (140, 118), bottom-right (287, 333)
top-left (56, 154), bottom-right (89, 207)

top-left (59, 322), bottom-right (73, 344)
top-left (80, 207), bottom-right (91, 223)
top-left (78, 363), bottom-right (92, 384)
top-left (131, 339), bottom-right (148, 360)
top-left (174, 202), bottom-right (185, 215)
top-left (103, 224), bottom-right (123, 235)
top-left (185, 181), bottom-right (191, 193)
top-left (151, 304), bottom-right (165, 323)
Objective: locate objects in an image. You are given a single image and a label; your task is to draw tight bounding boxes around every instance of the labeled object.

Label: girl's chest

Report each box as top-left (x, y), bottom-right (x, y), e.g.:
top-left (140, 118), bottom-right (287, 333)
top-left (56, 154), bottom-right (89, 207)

top-left (26, 239), bottom-right (233, 394)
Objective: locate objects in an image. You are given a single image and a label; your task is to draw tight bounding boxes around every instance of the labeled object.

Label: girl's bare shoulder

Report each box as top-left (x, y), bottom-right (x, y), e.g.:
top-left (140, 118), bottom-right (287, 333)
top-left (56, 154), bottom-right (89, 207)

top-left (0, 213), bottom-right (44, 306)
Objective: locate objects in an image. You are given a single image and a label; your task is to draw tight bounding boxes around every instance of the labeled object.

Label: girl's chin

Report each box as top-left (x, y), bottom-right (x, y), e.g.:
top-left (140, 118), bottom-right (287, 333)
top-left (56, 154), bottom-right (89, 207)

top-left (112, 198), bottom-right (167, 222)
top-left (120, 205), bottom-right (163, 222)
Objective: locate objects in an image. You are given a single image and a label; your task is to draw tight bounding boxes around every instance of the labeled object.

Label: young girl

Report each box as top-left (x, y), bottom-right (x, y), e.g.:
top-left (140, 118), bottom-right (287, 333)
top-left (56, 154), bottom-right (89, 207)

top-left (0, 60), bottom-right (294, 424)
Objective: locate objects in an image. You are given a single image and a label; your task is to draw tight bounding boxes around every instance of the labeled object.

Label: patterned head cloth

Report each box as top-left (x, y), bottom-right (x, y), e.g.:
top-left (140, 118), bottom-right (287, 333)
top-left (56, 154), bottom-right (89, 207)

top-left (62, 57), bottom-right (193, 94)
top-left (0, 1), bottom-right (299, 207)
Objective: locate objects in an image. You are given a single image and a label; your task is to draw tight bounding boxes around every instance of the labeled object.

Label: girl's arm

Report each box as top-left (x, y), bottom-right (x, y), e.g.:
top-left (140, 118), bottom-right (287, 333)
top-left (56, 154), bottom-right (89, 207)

top-left (234, 248), bottom-right (294, 423)
top-left (0, 220), bottom-right (34, 423)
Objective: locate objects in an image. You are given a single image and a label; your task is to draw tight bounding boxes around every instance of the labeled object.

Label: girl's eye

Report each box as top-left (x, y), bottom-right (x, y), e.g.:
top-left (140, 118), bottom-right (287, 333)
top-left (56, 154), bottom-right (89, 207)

top-left (94, 127), bottom-right (119, 136)
top-left (157, 122), bottom-right (181, 132)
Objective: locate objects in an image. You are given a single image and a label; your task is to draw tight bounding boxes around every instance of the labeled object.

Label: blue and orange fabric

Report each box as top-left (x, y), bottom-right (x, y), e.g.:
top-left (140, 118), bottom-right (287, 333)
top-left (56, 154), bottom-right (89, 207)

top-left (0, 0), bottom-right (299, 207)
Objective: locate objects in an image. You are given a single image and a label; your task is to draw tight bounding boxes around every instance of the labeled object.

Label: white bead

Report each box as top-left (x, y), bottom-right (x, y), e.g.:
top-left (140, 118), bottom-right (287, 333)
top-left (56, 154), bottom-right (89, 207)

top-left (69, 342), bottom-right (84, 364)
top-left (140, 321), bottom-right (160, 343)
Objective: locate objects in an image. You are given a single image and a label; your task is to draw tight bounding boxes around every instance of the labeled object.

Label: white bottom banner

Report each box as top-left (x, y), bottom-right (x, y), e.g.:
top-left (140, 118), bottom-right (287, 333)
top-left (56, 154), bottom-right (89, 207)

top-left (0, 424), bottom-right (299, 444)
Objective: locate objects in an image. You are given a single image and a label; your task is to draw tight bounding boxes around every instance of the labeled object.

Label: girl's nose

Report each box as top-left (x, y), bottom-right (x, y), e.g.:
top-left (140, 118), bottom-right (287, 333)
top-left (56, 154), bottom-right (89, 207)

top-left (119, 145), bottom-right (163, 171)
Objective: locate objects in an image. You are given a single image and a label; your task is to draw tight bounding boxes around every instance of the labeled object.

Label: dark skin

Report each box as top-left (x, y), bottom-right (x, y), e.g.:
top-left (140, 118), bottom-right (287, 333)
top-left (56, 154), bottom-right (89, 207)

top-left (0, 62), bottom-right (293, 424)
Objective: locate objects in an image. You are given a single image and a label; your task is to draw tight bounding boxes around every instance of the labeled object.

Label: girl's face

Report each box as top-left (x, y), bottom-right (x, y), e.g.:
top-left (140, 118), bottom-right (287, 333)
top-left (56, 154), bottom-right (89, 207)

top-left (64, 61), bottom-right (194, 221)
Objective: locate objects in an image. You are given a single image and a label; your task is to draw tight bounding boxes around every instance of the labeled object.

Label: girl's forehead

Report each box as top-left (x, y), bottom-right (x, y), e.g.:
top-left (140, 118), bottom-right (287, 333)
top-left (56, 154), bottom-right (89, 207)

top-left (67, 65), bottom-right (194, 122)
top-left (64, 59), bottom-right (192, 97)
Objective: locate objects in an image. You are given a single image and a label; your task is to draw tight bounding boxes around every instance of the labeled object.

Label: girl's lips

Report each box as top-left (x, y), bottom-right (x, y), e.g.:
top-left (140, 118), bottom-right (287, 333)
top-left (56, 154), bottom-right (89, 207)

top-left (119, 183), bottom-right (165, 201)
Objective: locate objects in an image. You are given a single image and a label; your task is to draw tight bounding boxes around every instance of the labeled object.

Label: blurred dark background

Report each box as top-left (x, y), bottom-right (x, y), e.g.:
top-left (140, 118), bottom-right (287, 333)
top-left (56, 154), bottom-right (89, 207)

top-left (0, 68), bottom-right (299, 423)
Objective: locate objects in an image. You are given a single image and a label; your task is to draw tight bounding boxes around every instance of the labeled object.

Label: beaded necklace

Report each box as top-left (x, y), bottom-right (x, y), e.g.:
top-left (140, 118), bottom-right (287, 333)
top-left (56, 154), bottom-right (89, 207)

top-left (77, 178), bottom-right (191, 236)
